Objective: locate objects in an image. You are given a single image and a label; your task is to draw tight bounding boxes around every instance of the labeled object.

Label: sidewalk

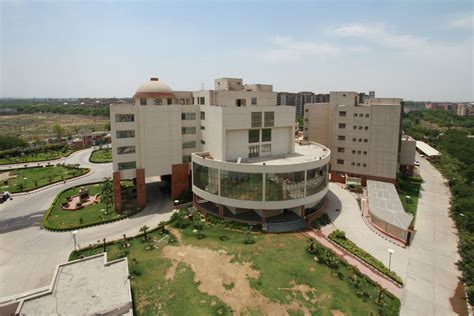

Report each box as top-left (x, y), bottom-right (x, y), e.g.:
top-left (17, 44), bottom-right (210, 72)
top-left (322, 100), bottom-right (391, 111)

top-left (304, 229), bottom-right (402, 298)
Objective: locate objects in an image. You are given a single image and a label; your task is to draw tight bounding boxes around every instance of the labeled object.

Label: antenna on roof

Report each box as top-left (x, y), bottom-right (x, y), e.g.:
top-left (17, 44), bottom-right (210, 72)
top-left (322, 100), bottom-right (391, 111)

top-left (201, 82), bottom-right (205, 90)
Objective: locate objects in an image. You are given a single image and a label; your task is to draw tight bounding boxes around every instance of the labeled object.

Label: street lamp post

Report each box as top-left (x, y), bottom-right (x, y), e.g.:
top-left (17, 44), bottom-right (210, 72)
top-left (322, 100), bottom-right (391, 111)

top-left (388, 248), bottom-right (395, 270)
top-left (72, 230), bottom-right (78, 252)
top-left (460, 213), bottom-right (466, 230)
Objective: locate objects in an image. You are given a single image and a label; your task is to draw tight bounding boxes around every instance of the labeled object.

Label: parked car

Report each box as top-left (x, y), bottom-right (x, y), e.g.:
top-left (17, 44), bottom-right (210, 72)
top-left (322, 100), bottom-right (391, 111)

top-left (414, 160), bottom-right (420, 166)
top-left (0, 191), bottom-right (11, 203)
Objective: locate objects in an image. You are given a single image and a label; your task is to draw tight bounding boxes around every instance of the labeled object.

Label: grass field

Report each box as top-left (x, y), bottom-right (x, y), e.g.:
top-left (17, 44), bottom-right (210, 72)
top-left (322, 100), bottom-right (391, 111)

top-left (44, 182), bottom-right (138, 230)
top-left (70, 212), bottom-right (400, 315)
top-left (396, 177), bottom-right (422, 223)
top-left (0, 148), bottom-right (76, 165)
top-left (0, 113), bottom-right (109, 141)
top-left (1, 165), bottom-right (88, 193)
top-left (89, 148), bottom-right (112, 163)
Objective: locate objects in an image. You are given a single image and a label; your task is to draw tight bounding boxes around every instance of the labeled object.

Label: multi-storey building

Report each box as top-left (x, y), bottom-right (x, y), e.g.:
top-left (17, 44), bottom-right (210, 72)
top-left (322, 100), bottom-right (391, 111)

top-left (110, 77), bottom-right (331, 231)
top-left (457, 103), bottom-right (474, 116)
top-left (304, 91), bottom-right (405, 184)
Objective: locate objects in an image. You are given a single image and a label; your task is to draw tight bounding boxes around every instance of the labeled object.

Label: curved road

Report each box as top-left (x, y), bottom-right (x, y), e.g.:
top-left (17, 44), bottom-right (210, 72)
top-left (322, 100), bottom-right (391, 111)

top-left (0, 148), bottom-right (173, 298)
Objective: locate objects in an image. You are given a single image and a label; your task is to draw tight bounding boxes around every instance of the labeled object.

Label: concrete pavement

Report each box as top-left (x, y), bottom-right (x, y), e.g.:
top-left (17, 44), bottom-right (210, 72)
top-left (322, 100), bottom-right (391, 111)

top-left (400, 154), bottom-right (461, 316)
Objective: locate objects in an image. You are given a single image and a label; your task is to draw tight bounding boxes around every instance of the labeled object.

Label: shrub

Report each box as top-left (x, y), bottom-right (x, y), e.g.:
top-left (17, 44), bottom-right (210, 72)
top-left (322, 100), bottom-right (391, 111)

top-left (219, 235), bottom-right (229, 241)
top-left (196, 233), bottom-right (206, 240)
top-left (76, 202), bottom-right (82, 207)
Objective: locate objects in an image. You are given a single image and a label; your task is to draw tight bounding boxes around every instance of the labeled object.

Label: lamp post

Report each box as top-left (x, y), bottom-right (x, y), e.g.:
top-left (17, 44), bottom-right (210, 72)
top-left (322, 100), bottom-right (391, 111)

top-left (388, 248), bottom-right (394, 270)
top-left (460, 213), bottom-right (466, 230)
top-left (72, 230), bottom-right (78, 252)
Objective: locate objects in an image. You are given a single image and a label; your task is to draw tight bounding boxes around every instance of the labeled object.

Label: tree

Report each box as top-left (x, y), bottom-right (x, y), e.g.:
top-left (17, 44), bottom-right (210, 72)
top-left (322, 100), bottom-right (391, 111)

top-left (101, 177), bottom-right (113, 214)
top-left (16, 182), bottom-right (25, 192)
top-left (0, 134), bottom-right (28, 151)
top-left (140, 225), bottom-right (149, 241)
top-left (52, 124), bottom-right (65, 139)
top-left (158, 221), bottom-right (167, 235)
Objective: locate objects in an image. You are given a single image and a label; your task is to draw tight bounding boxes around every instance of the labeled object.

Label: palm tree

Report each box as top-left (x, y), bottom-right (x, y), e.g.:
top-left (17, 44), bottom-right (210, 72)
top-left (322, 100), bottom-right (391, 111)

top-left (140, 225), bottom-right (149, 240)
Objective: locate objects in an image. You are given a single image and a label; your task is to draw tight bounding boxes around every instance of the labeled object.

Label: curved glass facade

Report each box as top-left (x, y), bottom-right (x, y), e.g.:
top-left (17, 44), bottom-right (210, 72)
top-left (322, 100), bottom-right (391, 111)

top-left (306, 166), bottom-right (328, 196)
top-left (265, 171), bottom-right (305, 201)
top-left (192, 163), bottom-right (218, 195)
top-left (221, 170), bottom-right (263, 201)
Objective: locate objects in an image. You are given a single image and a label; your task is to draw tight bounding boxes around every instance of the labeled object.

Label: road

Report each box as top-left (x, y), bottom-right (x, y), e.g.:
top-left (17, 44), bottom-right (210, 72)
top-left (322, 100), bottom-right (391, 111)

top-left (400, 154), bottom-right (461, 315)
top-left (0, 148), bottom-right (173, 298)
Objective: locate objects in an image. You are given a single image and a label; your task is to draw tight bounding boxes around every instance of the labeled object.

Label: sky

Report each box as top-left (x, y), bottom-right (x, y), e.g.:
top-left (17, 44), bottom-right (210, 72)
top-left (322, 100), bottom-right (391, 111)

top-left (1, 0), bottom-right (473, 101)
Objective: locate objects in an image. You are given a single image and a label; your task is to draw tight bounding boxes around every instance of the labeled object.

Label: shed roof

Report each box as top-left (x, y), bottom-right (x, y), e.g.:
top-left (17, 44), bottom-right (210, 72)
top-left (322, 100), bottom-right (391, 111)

top-left (416, 141), bottom-right (440, 157)
top-left (367, 180), bottom-right (413, 230)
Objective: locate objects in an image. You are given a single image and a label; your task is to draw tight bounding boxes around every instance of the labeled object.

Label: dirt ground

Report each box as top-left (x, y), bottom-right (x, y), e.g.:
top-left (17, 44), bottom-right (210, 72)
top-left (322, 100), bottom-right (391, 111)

top-left (162, 244), bottom-right (313, 315)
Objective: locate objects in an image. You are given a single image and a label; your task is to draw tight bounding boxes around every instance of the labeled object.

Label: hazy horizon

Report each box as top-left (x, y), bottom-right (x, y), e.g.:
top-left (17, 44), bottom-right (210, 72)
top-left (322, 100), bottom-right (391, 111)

top-left (1, 1), bottom-right (473, 102)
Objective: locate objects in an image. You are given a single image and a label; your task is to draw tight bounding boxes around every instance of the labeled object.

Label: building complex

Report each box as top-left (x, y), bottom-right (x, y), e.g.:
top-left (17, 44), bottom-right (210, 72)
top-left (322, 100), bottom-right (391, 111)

top-left (110, 77), bottom-right (331, 231)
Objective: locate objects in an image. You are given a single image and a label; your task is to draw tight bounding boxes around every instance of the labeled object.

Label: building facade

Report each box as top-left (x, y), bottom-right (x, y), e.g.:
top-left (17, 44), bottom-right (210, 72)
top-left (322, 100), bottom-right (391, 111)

top-left (110, 77), bottom-right (331, 229)
top-left (304, 91), bottom-right (403, 184)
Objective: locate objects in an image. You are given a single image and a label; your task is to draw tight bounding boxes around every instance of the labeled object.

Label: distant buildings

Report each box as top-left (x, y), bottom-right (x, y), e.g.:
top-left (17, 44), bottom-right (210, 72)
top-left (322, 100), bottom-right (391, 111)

top-left (277, 92), bottom-right (330, 117)
top-left (0, 108), bottom-right (18, 115)
top-left (457, 103), bottom-right (474, 116)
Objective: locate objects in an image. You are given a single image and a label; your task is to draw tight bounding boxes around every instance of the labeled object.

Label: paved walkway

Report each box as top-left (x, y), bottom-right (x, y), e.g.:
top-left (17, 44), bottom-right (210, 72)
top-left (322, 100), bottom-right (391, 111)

top-left (400, 154), bottom-right (461, 316)
top-left (304, 229), bottom-right (402, 298)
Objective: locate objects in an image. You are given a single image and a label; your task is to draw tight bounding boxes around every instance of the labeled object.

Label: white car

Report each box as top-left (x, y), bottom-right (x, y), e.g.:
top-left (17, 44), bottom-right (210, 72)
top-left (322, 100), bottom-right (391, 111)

top-left (414, 160), bottom-right (420, 166)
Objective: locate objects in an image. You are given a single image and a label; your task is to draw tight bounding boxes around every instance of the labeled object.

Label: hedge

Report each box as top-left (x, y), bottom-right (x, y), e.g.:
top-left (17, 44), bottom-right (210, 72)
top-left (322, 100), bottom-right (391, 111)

top-left (328, 230), bottom-right (404, 286)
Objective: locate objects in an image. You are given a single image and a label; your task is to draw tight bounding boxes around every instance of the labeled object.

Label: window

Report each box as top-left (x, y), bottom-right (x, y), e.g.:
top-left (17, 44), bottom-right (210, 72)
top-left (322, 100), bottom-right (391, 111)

top-left (363, 151), bottom-right (367, 155)
top-left (249, 145), bottom-right (259, 157)
top-left (167, 99), bottom-right (172, 105)
top-left (117, 146), bottom-right (136, 155)
top-left (353, 125), bottom-right (357, 130)
top-left (116, 130), bottom-right (135, 138)
top-left (221, 170), bottom-right (262, 201)
top-left (359, 126), bottom-right (363, 130)
top-left (365, 114), bottom-right (370, 118)
top-left (364, 126), bottom-right (369, 130)
top-left (357, 150), bottom-right (361, 154)
top-left (251, 97), bottom-right (257, 105)
top-left (262, 144), bottom-right (271, 153)
top-left (352, 138), bottom-right (356, 142)
top-left (200, 126), bottom-right (205, 130)
top-left (248, 130), bottom-right (259, 143)
top-left (364, 139), bottom-right (368, 143)
top-left (305, 109), bottom-right (309, 112)
top-left (180, 99), bottom-right (185, 105)
top-left (363, 163), bottom-right (367, 167)
top-left (182, 141), bottom-right (196, 149)
top-left (193, 163), bottom-right (218, 195)
top-left (181, 112), bottom-right (196, 120)
top-left (353, 113), bottom-right (358, 117)
top-left (359, 113), bottom-right (363, 117)
top-left (200, 111), bottom-right (205, 120)
top-left (351, 162), bottom-right (355, 166)
top-left (352, 150), bottom-right (356, 154)
top-left (199, 97), bottom-right (205, 104)
top-left (358, 138), bottom-right (362, 142)
top-left (201, 140), bottom-right (206, 144)
top-left (140, 98), bottom-right (147, 105)
top-left (264, 111), bottom-right (274, 127)
top-left (337, 147), bottom-right (345, 153)
top-left (182, 127), bottom-right (196, 134)
top-left (262, 128), bottom-right (271, 142)
top-left (306, 167), bottom-right (327, 196)
top-left (183, 155), bottom-right (191, 163)
top-left (339, 111), bottom-right (347, 117)
top-left (266, 171), bottom-right (305, 201)
top-left (337, 159), bottom-right (344, 165)
top-left (338, 135), bottom-right (346, 141)
top-left (154, 98), bottom-right (162, 105)
top-left (251, 112), bottom-right (262, 128)
top-left (115, 114), bottom-right (134, 122)
top-left (118, 161), bottom-right (136, 170)
top-left (357, 163), bottom-right (361, 167)
top-left (338, 123), bottom-right (346, 129)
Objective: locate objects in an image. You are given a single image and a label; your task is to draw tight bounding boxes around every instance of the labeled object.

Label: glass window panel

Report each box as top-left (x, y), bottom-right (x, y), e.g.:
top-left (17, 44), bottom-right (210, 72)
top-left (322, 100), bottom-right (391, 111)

top-left (118, 161), bottom-right (136, 170)
top-left (306, 166), bottom-right (327, 196)
top-left (262, 128), bottom-right (271, 142)
top-left (265, 171), bottom-right (305, 201)
top-left (116, 130), bottom-right (135, 138)
top-left (117, 146), bottom-right (136, 155)
top-left (192, 163), bottom-right (218, 194)
top-left (248, 130), bottom-right (259, 143)
top-left (115, 114), bottom-right (134, 122)
top-left (182, 127), bottom-right (196, 134)
top-left (264, 111), bottom-right (274, 127)
top-left (182, 141), bottom-right (196, 149)
top-left (221, 170), bottom-right (262, 201)
top-left (251, 112), bottom-right (262, 128)
top-left (181, 112), bottom-right (196, 120)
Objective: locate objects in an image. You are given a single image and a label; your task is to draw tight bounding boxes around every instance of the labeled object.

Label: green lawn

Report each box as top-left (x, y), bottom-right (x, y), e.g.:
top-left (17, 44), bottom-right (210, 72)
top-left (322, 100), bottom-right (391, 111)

top-left (0, 148), bottom-right (76, 165)
top-left (1, 165), bottom-right (89, 193)
top-left (396, 177), bottom-right (422, 222)
top-left (70, 212), bottom-right (400, 315)
top-left (43, 182), bottom-right (138, 230)
top-left (89, 148), bottom-right (112, 163)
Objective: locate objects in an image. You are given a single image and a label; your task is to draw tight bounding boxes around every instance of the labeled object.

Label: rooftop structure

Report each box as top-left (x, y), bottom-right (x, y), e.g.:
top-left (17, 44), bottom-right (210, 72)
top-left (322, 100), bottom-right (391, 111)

top-left (415, 141), bottom-right (440, 158)
top-left (367, 180), bottom-right (413, 244)
top-left (0, 254), bottom-right (132, 315)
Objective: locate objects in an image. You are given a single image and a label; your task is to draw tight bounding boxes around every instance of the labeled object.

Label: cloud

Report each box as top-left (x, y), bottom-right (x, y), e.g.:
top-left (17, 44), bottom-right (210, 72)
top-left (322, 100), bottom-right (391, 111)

top-left (262, 36), bottom-right (367, 62)
top-left (450, 14), bottom-right (474, 29)
top-left (332, 23), bottom-right (429, 52)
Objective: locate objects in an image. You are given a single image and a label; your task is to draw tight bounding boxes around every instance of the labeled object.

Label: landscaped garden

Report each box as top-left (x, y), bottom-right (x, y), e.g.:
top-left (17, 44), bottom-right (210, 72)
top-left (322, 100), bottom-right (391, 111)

top-left (43, 179), bottom-right (140, 230)
top-left (0, 165), bottom-right (89, 193)
top-left (0, 146), bottom-right (76, 165)
top-left (70, 208), bottom-right (400, 315)
top-left (89, 148), bottom-right (112, 163)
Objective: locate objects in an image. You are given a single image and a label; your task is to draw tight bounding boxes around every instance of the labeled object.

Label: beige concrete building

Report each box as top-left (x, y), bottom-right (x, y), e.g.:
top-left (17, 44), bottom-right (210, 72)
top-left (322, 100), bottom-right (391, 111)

top-left (110, 77), bottom-right (331, 232)
top-left (304, 91), bottom-right (404, 184)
